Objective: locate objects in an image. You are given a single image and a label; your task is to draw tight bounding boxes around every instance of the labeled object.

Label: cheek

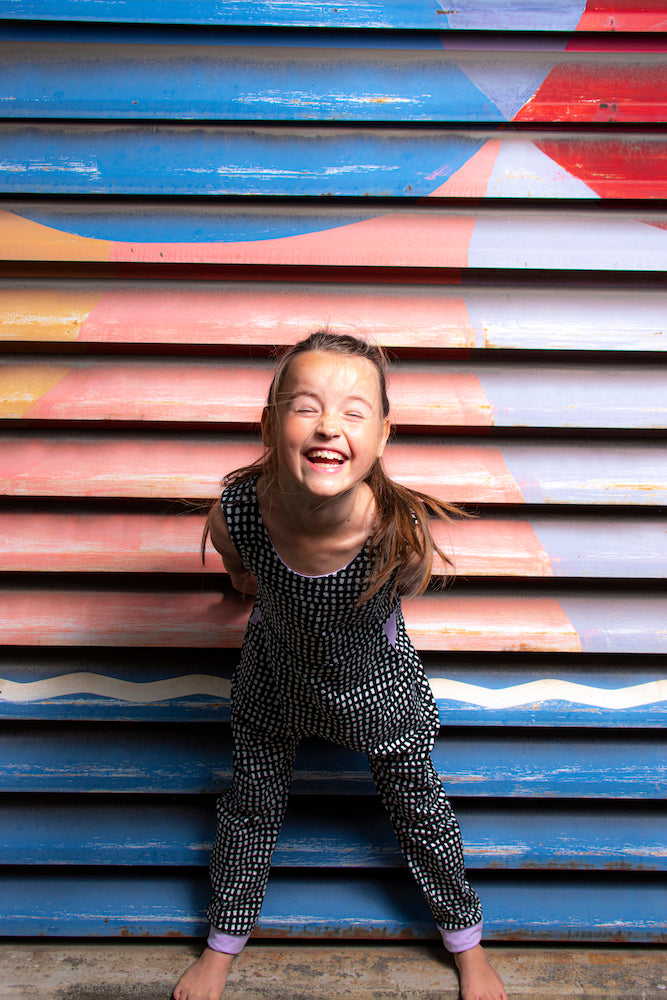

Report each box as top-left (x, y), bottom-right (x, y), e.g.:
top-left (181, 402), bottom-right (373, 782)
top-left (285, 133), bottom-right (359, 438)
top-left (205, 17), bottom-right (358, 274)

top-left (277, 416), bottom-right (306, 451)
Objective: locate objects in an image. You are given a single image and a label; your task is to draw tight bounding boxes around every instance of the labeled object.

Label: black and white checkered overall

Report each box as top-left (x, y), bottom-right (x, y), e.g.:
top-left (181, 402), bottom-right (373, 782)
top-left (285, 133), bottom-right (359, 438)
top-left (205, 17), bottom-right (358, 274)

top-left (207, 477), bottom-right (482, 936)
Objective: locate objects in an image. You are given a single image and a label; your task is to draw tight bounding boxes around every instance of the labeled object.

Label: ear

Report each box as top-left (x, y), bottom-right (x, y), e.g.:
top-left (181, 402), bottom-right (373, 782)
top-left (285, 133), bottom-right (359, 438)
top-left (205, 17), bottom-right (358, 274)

top-left (376, 417), bottom-right (391, 458)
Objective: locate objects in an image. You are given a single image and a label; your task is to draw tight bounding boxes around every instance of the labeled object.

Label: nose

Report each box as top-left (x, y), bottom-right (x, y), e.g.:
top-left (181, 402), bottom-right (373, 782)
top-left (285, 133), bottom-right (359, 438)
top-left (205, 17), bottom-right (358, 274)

top-left (316, 411), bottom-right (340, 438)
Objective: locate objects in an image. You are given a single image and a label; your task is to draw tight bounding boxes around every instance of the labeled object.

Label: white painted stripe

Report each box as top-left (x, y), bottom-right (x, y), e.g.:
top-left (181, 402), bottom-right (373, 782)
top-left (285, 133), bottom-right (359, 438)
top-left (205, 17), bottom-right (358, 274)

top-left (0, 673), bottom-right (666, 709)
top-left (0, 673), bottom-right (231, 703)
top-left (430, 677), bottom-right (667, 710)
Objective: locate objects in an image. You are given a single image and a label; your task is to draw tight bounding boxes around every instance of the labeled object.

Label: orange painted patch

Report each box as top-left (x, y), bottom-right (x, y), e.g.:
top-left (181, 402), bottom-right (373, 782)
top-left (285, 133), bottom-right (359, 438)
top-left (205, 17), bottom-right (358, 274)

top-left (110, 213), bottom-right (477, 268)
top-left (404, 593), bottom-right (583, 653)
top-left (427, 140), bottom-right (502, 199)
top-left (0, 287), bottom-right (105, 342)
top-left (0, 210), bottom-right (110, 262)
top-left (0, 363), bottom-right (73, 419)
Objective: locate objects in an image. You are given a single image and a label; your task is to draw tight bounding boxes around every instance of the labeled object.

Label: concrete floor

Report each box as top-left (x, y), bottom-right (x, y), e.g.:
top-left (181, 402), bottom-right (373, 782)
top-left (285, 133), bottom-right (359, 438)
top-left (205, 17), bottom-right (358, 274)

top-left (1, 940), bottom-right (665, 1000)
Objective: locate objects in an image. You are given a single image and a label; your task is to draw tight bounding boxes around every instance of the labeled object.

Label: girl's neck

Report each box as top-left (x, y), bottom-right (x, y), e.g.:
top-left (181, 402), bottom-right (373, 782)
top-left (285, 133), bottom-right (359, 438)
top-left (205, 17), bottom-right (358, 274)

top-left (258, 476), bottom-right (373, 536)
top-left (256, 476), bottom-right (376, 577)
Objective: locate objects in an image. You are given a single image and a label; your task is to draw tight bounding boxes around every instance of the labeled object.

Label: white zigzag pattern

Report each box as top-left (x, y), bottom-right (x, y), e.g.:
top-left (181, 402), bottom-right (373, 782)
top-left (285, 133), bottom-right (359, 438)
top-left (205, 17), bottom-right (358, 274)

top-left (1, 673), bottom-right (666, 709)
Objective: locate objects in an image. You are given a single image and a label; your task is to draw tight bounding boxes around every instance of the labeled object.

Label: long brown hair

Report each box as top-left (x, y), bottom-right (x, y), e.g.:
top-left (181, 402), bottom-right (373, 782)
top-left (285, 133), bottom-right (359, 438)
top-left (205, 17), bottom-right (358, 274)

top-left (203, 330), bottom-right (459, 599)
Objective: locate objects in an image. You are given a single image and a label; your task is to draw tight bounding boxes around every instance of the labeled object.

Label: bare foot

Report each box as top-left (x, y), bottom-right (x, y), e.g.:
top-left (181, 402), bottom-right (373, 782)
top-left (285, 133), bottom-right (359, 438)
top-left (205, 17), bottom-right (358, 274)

top-left (173, 947), bottom-right (235, 1000)
top-left (454, 944), bottom-right (508, 1000)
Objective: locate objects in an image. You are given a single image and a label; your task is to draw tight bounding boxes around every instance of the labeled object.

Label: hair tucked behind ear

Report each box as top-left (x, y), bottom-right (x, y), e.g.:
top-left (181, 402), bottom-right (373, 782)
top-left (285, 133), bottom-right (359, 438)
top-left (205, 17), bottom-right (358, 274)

top-left (203, 329), bottom-right (461, 599)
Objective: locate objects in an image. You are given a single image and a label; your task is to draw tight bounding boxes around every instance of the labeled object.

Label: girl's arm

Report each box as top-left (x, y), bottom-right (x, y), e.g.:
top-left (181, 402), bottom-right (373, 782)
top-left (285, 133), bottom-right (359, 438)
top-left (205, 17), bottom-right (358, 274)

top-left (208, 501), bottom-right (258, 596)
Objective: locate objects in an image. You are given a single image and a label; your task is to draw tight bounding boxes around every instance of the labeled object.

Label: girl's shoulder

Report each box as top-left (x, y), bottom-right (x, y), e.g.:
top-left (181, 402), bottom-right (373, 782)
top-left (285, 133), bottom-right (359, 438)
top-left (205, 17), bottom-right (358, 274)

top-left (219, 475), bottom-right (262, 554)
top-left (221, 473), bottom-right (259, 510)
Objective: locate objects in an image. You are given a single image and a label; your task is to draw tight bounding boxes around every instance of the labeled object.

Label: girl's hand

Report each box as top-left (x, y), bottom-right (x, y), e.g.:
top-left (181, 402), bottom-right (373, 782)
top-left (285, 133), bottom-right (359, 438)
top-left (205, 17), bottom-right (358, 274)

top-left (230, 570), bottom-right (258, 597)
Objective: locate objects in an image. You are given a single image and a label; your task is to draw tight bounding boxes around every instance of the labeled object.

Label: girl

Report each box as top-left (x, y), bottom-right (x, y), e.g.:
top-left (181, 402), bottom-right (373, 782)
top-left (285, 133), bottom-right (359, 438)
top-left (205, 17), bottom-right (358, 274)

top-left (174, 331), bottom-right (508, 1000)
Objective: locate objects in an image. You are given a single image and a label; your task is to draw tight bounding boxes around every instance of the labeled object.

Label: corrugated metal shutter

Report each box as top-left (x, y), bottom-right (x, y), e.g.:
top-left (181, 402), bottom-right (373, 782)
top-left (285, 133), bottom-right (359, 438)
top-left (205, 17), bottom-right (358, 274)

top-left (0, 3), bottom-right (665, 942)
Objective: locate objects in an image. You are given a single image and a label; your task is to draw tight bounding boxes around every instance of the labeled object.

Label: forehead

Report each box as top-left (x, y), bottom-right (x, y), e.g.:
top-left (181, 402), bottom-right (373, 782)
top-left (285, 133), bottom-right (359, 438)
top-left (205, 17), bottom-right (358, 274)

top-left (281, 350), bottom-right (381, 397)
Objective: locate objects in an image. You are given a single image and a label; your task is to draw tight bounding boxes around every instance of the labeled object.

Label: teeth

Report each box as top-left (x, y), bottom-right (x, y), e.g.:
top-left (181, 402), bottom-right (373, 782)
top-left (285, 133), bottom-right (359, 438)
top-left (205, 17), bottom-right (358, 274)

top-left (308, 450), bottom-right (345, 463)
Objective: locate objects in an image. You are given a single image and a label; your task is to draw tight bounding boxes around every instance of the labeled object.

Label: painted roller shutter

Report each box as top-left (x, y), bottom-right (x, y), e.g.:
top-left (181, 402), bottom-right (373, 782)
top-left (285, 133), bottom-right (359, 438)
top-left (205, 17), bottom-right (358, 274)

top-left (0, 2), bottom-right (665, 942)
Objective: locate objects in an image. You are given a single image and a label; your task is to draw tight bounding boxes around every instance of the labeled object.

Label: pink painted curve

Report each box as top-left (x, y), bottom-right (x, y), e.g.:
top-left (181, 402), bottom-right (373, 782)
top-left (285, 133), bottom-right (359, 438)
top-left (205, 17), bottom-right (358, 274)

top-left (428, 140), bottom-right (503, 199)
top-left (110, 214), bottom-right (477, 268)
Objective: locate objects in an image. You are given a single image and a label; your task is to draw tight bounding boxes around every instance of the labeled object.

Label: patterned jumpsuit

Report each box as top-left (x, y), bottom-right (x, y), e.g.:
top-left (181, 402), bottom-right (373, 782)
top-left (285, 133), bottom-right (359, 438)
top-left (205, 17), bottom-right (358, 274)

top-left (207, 477), bottom-right (482, 937)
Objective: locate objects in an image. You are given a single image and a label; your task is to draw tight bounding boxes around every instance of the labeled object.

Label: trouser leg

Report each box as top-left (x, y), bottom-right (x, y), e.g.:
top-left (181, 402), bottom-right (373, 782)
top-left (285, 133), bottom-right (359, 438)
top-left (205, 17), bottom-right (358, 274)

top-left (368, 743), bottom-right (482, 931)
top-left (206, 725), bottom-right (299, 935)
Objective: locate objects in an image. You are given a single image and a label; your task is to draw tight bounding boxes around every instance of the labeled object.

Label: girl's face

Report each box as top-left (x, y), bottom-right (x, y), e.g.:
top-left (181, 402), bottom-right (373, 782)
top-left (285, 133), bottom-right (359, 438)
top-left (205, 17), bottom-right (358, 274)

top-left (263, 350), bottom-right (391, 503)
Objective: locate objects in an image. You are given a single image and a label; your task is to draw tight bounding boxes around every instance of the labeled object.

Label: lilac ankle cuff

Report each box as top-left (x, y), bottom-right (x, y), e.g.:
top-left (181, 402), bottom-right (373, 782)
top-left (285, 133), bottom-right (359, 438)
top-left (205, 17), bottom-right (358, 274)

top-left (207, 926), bottom-right (250, 955)
top-left (438, 920), bottom-right (483, 954)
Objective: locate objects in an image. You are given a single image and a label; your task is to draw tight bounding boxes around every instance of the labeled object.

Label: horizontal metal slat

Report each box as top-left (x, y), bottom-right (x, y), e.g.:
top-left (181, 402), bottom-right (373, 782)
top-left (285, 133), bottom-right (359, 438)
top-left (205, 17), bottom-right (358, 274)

top-left (1, 726), bottom-right (663, 798)
top-left (2, 510), bottom-right (665, 579)
top-left (2, 34), bottom-right (665, 124)
top-left (2, 654), bottom-right (665, 728)
top-left (3, 280), bottom-right (665, 352)
top-left (2, 433), bottom-right (666, 505)
top-left (4, 1), bottom-right (667, 31)
top-left (3, 357), bottom-right (667, 429)
top-left (3, 203), bottom-right (667, 271)
top-left (1, 869), bottom-right (663, 941)
top-left (3, 125), bottom-right (666, 200)
top-left (2, 796), bottom-right (664, 871)
top-left (0, 585), bottom-right (665, 653)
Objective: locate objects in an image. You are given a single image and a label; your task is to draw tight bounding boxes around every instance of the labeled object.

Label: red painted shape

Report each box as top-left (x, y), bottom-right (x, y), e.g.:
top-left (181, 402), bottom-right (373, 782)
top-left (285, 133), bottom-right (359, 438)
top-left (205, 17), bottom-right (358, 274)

top-left (533, 137), bottom-right (667, 199)
top-left (12, 361), bottom-right (493, 426)
top-left (0, 588), bottom-right (582, 652)
top-left (0, 588), bottom-right (250, 648)
top-left (574, 6), bottom-right (667, 36)
top-left (20, 362), bottom-right (271, 424)
top-left (427, 140), bottom-right (502, 199)
top-left (0, 512), bottom-right (208, 574)
top-left (0, 514), bottom-right (553, 577)
top-left (403, 593), bottom-right (582, 652)
top-left (80, 284), bottom-right (475, 349)
top-left (388, 369), bottom-right (493, 427)
top-left (437, 519), bottom-right (554, 577)
top-left (514, 60), bottom-right (667, 123)
top-left (110, 214), bottom-right (477, 267)
top-left (0, 438), bottom-right (526, 503)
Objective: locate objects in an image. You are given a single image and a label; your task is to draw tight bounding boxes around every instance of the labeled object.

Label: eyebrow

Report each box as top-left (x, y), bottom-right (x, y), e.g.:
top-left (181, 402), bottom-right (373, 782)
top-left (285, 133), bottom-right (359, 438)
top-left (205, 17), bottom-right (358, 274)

top-left (284, 389), bottom-right (373, 409)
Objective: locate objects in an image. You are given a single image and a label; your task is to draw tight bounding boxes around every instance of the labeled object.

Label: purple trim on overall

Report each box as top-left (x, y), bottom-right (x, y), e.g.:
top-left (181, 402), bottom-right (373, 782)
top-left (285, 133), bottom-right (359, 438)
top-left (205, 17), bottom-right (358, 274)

top-left (438, 920), bottom-right (483, 954)
top-left (383, 608), bottom-right (397, 647)
top-left (207, 926), bottom-right (250, 955)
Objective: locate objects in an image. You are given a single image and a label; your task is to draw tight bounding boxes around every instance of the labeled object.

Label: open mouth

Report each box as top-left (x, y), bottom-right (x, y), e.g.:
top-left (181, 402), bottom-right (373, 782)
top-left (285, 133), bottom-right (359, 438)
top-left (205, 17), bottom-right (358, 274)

top-left (306, 449), bottom-right (346, 467)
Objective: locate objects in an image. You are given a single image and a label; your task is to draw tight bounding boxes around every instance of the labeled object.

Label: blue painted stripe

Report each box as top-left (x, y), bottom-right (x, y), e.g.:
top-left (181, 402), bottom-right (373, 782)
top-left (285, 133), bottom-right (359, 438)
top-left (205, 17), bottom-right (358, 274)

top-left (0, 1), bottom-right (589, 32)
top-left (0, 124), bottom-right (488, 199)
top-left (1, 870), bottom-right (664, 941)
top-left (7, 124), bottom-right (666, 203)
top-left (2, 797), bottom-right (664, 870)
top-left (2, 661), bottom-right (665, 727)
top-left (2, 728), bottom-right (664, 798)
top-left (0, 37), bottom-right (508, 122)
